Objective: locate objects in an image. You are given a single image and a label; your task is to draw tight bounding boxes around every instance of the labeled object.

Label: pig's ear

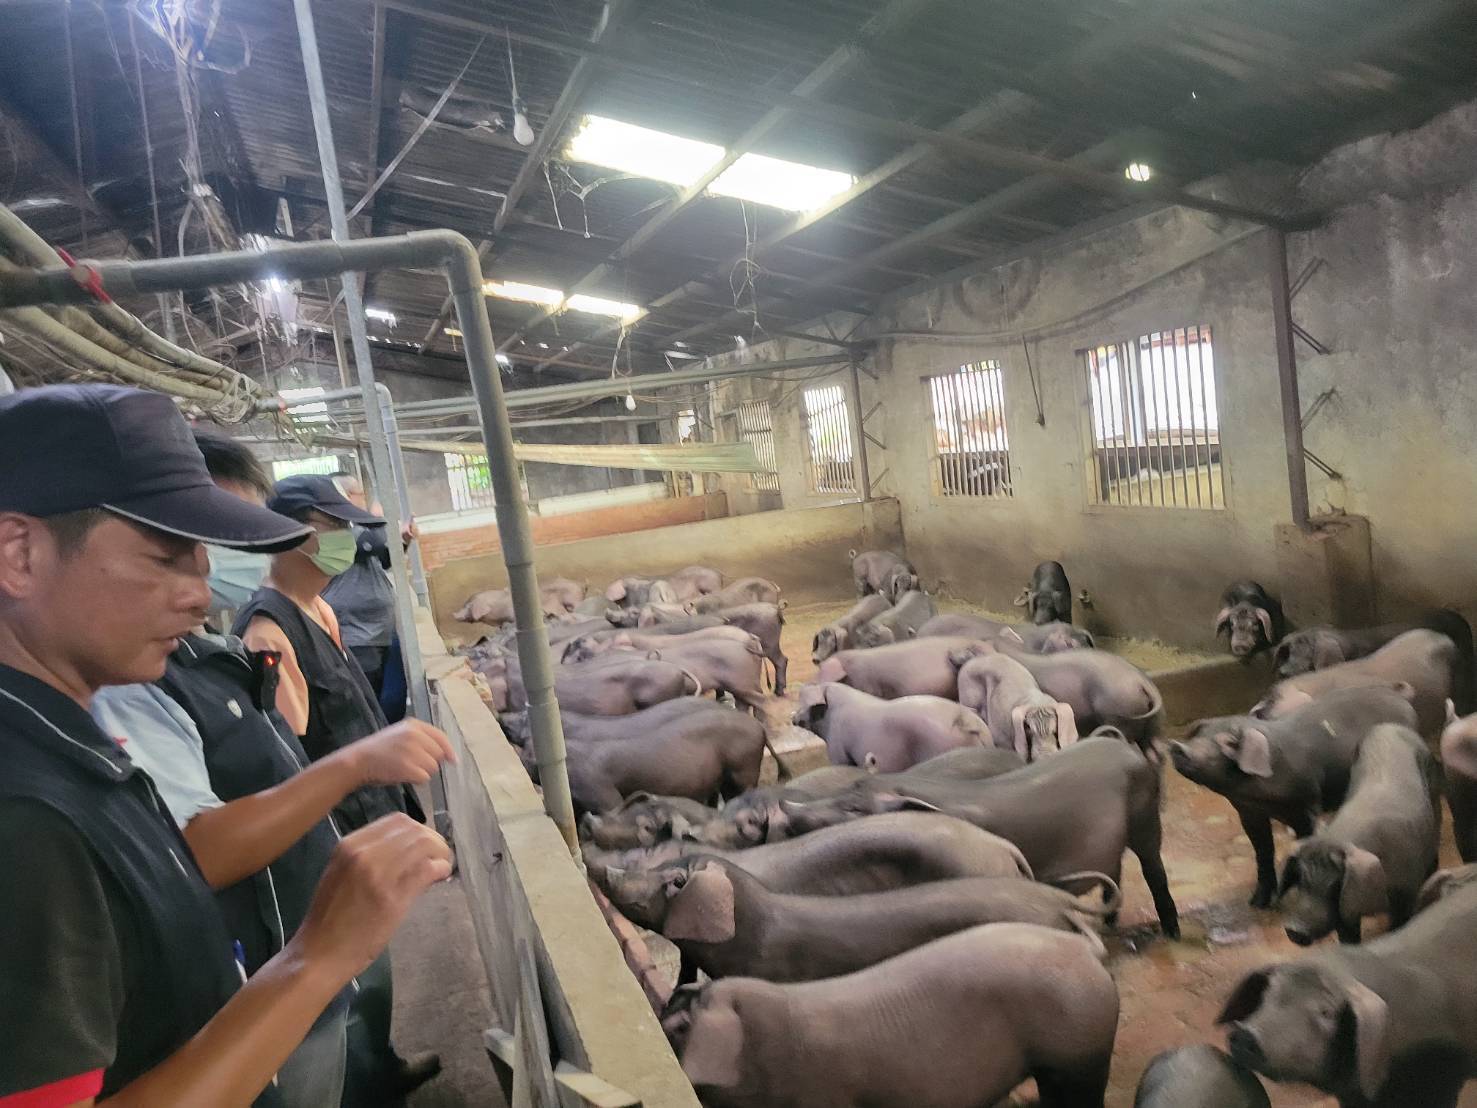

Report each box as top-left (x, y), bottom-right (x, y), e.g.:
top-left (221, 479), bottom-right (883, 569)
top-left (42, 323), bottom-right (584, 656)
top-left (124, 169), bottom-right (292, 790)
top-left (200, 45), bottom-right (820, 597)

top-left (1277, 853), bottom-right (1301, 898)
top-left (1217, 969), bottom-right (1270, 1024)
top-left (605, 580), bottom-right (627, 602)
top-left (1312, 634), bottom-right (1346, 669)
top-left (1417, 868), bottom-right (1456, 912)
top-left (1010, 705), bottom-right (1030, 760)
top-left (1339, 846), bottom-right (1389, 921)
top-left (665, 813), bottom-right (693, 841)
top-left (1271, 640), bottom-right (1291, 670)
top-left (663, 863), bottom-right (737, 944)
top-left (1013, 588), bottom-right (1031, 608)
top-left (796, 683), bottom-right (828, 711)
top-left (619, 791), bottom-right (654, 810)
top-left (1388, 680), bottom-right (1415, 703)
top-left (1056, 702), bottom-right (1078, 747)
top-left (1254, 607), bottom-right (1275, 642)
top-left (1340, 978), bottom-right (1391, 1101)
top-left (1236, 728), bottom-right (1274, 778)
top-left (680, 997), bottom-right (746, 1089)
top-left (1214, 606), bottom-right (1233, 635)
top-left (646, 649), bottom-right (663, 662)
top-left (1447, 698), bottom-right (1460, 726)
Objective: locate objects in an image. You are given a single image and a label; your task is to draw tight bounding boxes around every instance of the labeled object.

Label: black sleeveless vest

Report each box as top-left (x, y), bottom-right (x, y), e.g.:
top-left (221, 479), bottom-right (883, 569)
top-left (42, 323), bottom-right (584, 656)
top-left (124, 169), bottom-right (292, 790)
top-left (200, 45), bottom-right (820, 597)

top-left (0, 664), bottom-right (280, 1104)
top-left (231, 589), bottom-right (418, 831)
top-left (157, 633), bottom-right (342, 975)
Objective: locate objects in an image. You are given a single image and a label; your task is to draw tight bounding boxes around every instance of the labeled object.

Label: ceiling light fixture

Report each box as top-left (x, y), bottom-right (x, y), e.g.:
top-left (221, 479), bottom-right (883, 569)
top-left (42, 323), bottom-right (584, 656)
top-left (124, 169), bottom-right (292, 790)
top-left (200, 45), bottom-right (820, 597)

top-left (565, 114), bottom-right (855, 212)
top-left (364, 307), bottom-right (398, 326)
top-left (483, 279), bottom-right (564, 306)
top-left (566, 293), bottom-right (644, 323)
top-left (566, 115), bottom-right (723, 188)
top-left (1125, 162), bottom-right (1153, 182)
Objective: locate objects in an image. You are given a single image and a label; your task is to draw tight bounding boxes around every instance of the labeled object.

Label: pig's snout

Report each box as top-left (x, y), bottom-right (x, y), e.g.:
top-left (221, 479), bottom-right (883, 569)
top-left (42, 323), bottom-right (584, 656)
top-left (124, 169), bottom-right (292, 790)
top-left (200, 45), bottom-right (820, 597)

top-left (1227, 1025), bottom-right (1265, 1070)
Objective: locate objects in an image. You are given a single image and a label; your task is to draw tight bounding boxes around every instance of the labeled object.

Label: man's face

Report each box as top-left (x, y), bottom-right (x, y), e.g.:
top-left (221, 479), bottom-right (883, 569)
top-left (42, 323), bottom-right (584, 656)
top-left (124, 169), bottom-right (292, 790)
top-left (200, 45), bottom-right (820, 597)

top-left (0, 513), bottom-right (210, 689)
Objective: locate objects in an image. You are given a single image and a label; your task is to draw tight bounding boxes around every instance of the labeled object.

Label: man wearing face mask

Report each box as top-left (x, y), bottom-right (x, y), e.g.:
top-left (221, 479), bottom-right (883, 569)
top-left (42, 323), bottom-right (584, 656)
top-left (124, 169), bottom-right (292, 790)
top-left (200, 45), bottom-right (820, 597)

top-left (233, 475), bottom-right (418, 832)
top-left (91, 430), bottom-right (449, 1106)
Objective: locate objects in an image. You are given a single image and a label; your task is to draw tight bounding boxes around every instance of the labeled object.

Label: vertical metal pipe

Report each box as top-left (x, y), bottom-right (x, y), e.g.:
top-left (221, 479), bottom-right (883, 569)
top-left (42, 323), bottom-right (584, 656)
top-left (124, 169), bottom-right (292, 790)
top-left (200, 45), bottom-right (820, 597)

top-left (292, 0), bottom-right (433, 744)
top-left (847, 361), bottom-right (871, 501)
top-left (441, 242), bottom-right (579, 852)
top-left (1269, 230), bottom-right (1311, 530)
top-left (377, 385), bottom-right (431, 606)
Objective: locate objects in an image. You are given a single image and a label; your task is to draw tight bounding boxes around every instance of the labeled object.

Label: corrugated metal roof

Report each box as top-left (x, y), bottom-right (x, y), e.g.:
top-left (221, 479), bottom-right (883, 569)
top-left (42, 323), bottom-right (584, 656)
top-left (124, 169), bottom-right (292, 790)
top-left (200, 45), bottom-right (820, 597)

top-left (3, 0), bottom-right (1476, 383)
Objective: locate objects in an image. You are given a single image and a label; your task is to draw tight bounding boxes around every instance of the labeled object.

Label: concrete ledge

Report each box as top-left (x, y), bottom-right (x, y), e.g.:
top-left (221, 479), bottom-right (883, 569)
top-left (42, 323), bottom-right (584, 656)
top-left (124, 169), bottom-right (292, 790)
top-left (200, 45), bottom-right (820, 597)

top-left (1151, 654), bottom-right (1275, 730)
top-left (423, 616), bottom-right (698, 1107)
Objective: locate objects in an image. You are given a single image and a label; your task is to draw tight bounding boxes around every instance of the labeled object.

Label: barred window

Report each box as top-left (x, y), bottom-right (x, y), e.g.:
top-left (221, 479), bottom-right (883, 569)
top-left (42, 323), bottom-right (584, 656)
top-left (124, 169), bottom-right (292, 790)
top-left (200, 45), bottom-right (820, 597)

top-left (926, 361), bottom-right (1012, 498)
top-left (801, 385), bottom-right (856, 496)
top-left (444, 452), bottom-right (496, 512)
top-left (1084, 324), bottom-right (1222, 509)
top-left (734, 400), bottom-right (779, 493)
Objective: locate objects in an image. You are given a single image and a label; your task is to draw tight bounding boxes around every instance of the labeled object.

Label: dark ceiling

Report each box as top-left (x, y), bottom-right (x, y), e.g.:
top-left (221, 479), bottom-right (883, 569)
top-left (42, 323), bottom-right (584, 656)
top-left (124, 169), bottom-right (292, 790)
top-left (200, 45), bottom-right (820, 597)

top-left (2, 0), bottom-right (1475, 382)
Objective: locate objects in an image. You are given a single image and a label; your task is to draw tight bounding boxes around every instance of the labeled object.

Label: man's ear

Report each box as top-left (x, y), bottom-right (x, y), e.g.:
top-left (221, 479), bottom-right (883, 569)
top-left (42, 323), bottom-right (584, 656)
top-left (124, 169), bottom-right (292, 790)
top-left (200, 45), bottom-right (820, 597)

top-left (0, 513), bottom-right (42, 600)
top-left (680, 998), bottom-right (747, 1089)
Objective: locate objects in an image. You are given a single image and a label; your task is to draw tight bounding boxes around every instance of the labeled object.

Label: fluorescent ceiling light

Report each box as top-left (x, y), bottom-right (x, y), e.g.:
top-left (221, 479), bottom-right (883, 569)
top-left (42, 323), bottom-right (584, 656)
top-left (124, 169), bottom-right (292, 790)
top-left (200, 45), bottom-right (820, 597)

top-left (566, 293), bottom-right (644, 323)
top-left (566, 115), bottom-right (723, 188)
top-left (364, 307), bottom-right (398, 326)
top-left (566, 114), bottom-right (855, 212)
top-left (1125, 162), bottom-right (1153, 182)
top-left (710, 153), bottom-right (855, 212)
top-left (483, 280), bottom-right (564, 306)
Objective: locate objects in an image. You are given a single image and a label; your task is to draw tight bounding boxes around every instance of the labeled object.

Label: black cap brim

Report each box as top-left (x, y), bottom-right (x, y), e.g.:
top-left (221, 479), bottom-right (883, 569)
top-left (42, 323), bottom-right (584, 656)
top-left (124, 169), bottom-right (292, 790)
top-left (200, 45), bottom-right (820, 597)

top-left (315, 501), bottom-right (387, 526)
top-left (102, 484), bottom-right (314, 553)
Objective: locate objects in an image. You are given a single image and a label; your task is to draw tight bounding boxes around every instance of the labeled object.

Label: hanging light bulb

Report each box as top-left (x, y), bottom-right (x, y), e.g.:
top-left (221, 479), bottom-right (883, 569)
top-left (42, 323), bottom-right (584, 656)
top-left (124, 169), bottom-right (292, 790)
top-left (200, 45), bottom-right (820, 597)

top-left (506, 30), bottom-right (535, 147)
top-left (624, 392), bottom-right (637, 411)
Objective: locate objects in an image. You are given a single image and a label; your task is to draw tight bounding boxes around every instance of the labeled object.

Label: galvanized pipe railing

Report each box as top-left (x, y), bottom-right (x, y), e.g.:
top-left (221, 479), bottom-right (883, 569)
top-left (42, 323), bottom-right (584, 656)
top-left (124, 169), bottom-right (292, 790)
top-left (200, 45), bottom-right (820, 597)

top-left (0, 229), bottom-right (582, 852)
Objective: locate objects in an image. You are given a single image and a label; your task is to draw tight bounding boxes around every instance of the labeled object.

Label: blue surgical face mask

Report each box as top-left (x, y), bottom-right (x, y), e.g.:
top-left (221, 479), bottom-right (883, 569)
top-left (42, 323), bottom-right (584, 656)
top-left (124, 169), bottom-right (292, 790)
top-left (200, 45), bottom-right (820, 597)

top-left (206, 545), bottom-right (269, 611)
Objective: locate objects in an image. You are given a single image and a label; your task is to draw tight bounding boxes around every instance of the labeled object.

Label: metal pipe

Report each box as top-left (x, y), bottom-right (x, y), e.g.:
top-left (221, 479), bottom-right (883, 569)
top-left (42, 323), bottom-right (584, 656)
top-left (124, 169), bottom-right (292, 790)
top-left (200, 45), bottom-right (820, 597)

top-left (0, 228), bottom-right (582, 851)
top-left (377, 384), bottom-right (431, 606)
top-left (1268, 229), bottom-right (1312, 532)
top-left (846, 359), bottom-right (872, 501)
top-left (293, 0), bottom-right (435, 738)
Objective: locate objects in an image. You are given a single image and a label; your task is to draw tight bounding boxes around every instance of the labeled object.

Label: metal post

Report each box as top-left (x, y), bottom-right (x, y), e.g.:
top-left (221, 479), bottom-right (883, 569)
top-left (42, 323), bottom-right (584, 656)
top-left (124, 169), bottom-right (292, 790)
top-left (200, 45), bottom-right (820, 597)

top-left (377, 384), bottom-right (431, 606)
top-left (1268, 229), bottom-right (1312, 531)
top-left (441, 244), bottom-right (579, 852)
top-left (292, 0), bottom-right (435, 744)
top-left (847, 359), bottom-right (872, 501)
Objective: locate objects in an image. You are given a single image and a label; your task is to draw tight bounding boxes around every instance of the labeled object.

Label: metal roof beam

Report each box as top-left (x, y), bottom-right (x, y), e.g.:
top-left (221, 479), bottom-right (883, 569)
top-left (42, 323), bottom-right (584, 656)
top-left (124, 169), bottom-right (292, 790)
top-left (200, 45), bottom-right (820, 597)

top-left (421, 0), bottom-right (641, 350)
top-left (492, 0), bottom-right (937, 357)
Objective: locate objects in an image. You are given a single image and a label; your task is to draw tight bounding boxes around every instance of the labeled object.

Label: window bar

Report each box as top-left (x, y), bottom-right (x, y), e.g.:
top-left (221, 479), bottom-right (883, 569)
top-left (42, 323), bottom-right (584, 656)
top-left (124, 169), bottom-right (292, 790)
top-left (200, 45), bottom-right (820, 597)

top-left (955, 371), bottom-right (968, 498)
top-left (1114, 341), bottom-right (1140, 506)
top-left (975, 367), bottom-right (990, 497)
top-left (961, 369), bottom-right (976, 497)
top-left (1158, 331), bottom-right (1175, 506)
top-left (990, 364), bottom-right (1009, 495)
top-left (943, 373), bottom-right (958, 496)
top-left (1148, 331), bottom-right (1169, 506)
top-left (1141, 333), bottom-right (1162, 505)
top-left (1190, 325), bottom-right (1212, 507)
top-left (1170, 328), bottom-right (1191, 508)
top-left (984, 365), bottom-right (999, 496)
top-left (1133, 337), bottom-right (1156, 506)
top-left (1090, 347), bottom-right (1112, 504)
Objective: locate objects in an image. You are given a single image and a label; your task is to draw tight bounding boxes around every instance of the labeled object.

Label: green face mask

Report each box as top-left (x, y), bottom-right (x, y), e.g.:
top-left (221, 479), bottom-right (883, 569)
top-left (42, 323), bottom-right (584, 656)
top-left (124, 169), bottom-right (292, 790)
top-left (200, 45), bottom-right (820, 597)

top-left (305, 528), bottom-right (357, 577)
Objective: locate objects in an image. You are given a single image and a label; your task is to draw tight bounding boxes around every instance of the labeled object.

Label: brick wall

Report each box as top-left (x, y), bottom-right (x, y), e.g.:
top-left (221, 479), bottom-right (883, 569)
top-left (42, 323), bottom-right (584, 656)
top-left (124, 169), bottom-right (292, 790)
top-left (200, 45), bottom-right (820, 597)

top-left (418, 492), bottom-right (727, 572)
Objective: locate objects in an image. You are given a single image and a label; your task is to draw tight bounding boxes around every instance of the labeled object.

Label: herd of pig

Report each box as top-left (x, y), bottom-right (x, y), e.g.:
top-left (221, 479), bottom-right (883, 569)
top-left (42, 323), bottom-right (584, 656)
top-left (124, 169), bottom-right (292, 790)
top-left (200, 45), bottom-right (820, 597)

top-left (450, 552), bottom-right (1477, 1107)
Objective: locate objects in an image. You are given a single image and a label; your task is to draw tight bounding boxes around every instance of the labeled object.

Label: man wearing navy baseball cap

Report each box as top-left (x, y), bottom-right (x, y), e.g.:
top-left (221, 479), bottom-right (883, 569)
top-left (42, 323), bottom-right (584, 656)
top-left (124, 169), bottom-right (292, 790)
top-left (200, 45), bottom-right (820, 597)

top-left (0, 385), bottom-right (452, 1107)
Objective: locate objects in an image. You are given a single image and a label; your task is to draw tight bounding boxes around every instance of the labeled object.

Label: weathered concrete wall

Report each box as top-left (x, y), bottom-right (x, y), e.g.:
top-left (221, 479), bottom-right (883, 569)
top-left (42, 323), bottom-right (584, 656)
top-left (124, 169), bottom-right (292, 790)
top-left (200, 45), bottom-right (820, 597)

top-left (762, 99), bottom-right (1477, 652)
top-left (430, 498), bottom-right (904, 635)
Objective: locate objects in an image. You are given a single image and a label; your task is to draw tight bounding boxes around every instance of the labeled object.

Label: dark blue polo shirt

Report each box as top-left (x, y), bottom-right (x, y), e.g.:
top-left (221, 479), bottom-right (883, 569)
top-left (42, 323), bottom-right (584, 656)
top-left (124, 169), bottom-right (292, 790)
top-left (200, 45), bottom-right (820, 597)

top-left (0, 663), bottom-right (279, 1104)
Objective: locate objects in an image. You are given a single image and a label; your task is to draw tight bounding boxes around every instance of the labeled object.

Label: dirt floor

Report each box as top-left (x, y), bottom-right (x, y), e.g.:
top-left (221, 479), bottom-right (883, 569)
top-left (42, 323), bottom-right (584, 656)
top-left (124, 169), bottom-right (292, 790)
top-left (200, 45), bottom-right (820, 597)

top-left (756, 599), bottom-right (1475, 1107)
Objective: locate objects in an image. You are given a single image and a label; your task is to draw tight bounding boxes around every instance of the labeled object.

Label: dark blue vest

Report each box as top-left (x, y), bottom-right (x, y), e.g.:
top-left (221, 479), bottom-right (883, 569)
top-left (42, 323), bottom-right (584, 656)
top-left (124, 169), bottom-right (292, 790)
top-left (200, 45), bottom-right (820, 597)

top-left (158, 633), bottom-right (341, 975)
top-left (232, 589), bottom-right (418, 831)
top-left (0, 664), bottom-right (281, 1104)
